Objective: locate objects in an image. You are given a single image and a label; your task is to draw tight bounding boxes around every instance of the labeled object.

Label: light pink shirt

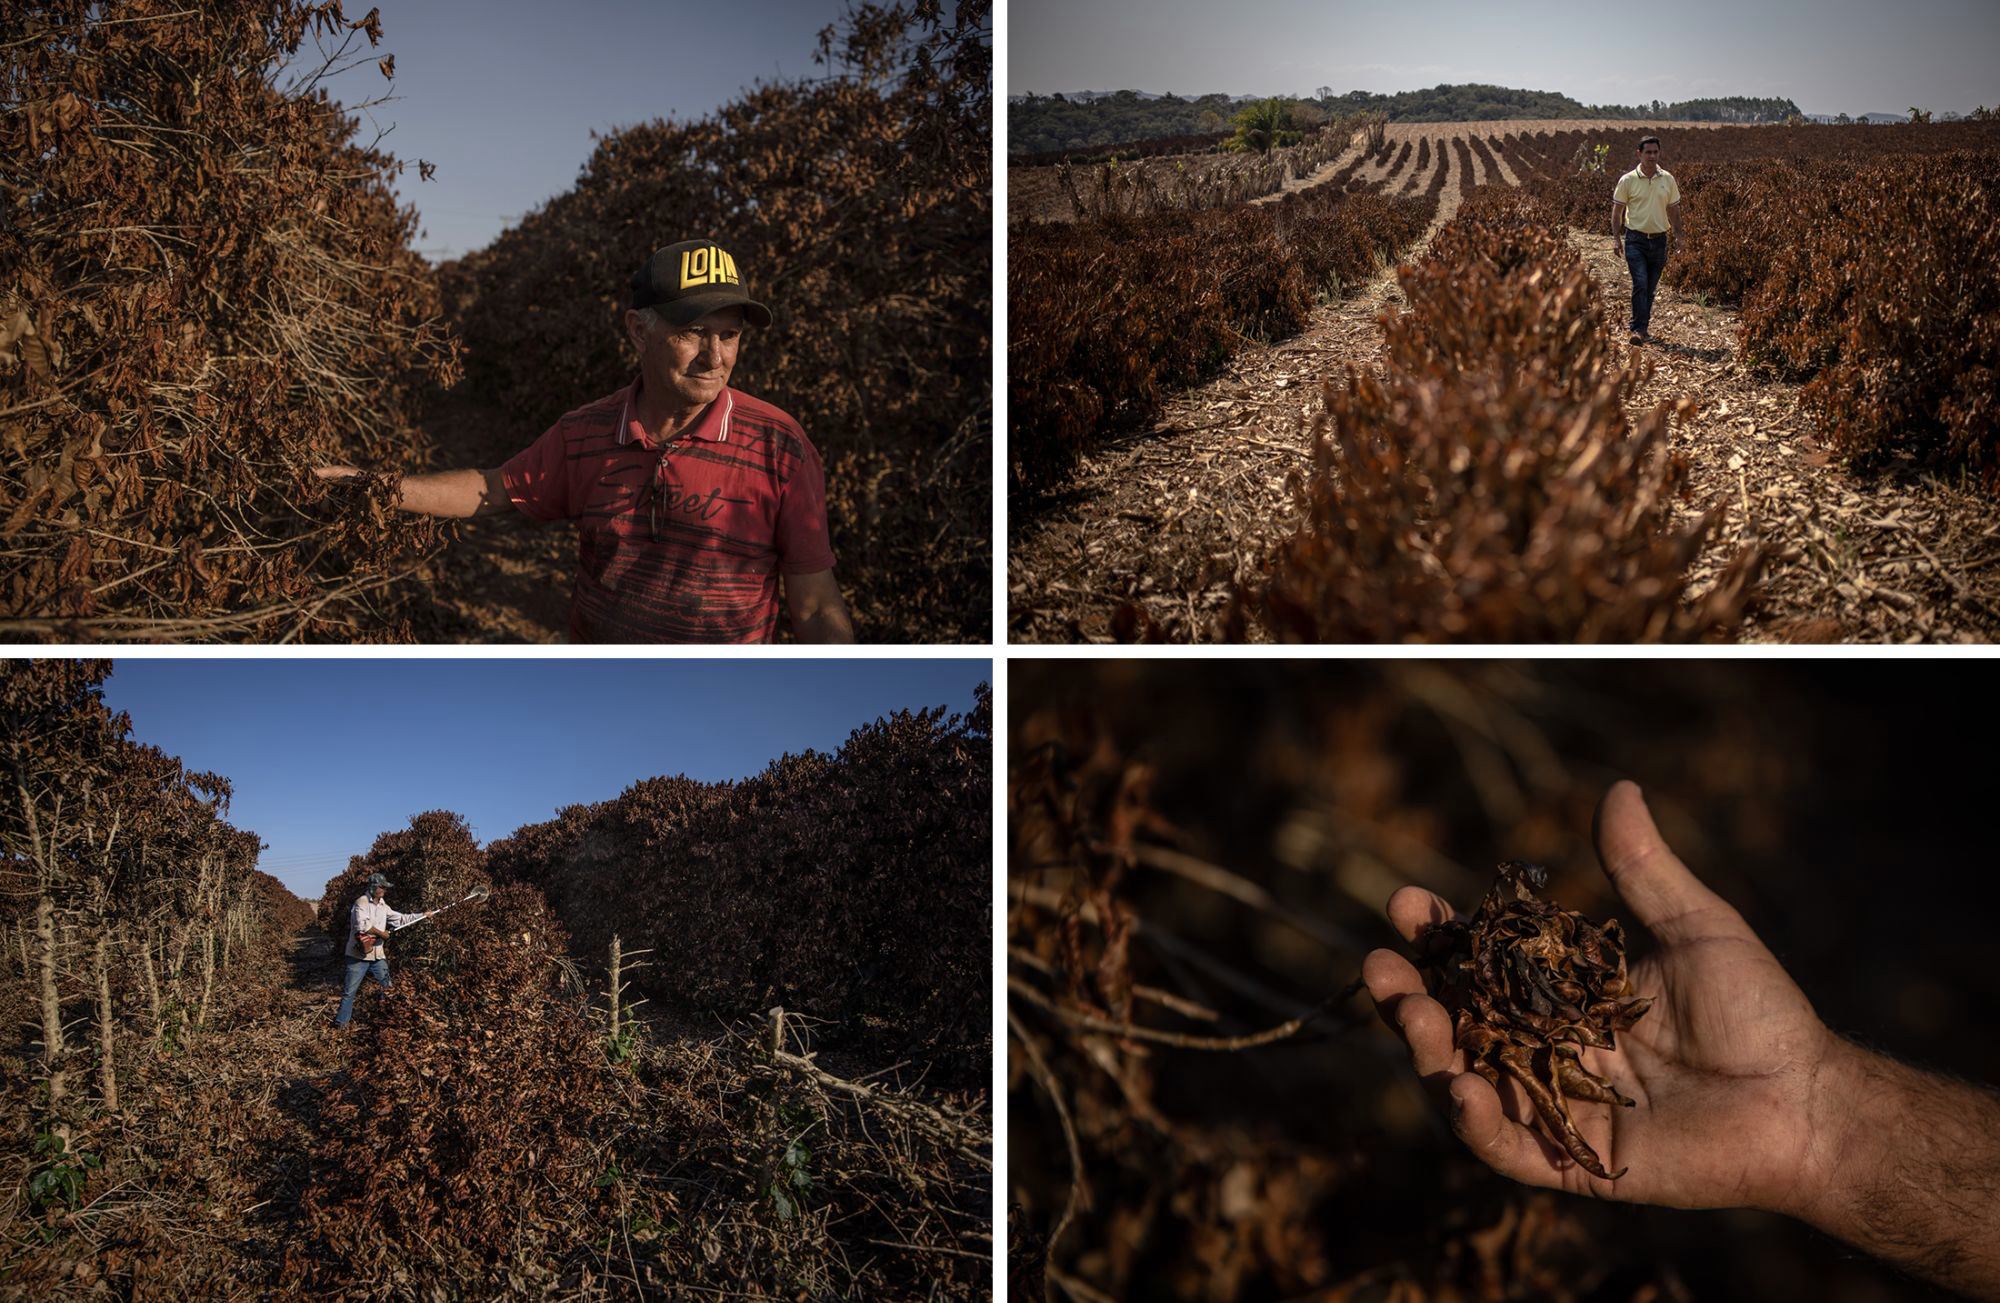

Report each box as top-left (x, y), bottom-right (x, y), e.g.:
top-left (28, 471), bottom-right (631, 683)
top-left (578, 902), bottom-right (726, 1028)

top-left (346, 894), bottom-right (425, 960)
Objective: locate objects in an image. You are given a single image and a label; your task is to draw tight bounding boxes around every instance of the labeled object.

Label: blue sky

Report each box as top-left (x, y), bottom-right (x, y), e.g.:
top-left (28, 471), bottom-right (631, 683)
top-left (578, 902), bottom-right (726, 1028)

top-left (98, 659), bottom-right (988, 901)
top-left (1010, 0), bottom-right (2000, 117)
top-left (293, 1), bottom-right (862, 262)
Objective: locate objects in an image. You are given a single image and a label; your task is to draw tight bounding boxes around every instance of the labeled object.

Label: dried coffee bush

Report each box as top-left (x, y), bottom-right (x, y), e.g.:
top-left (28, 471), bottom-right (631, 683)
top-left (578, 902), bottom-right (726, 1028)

top-left (1418, 860), bottom-right (1653, 1179)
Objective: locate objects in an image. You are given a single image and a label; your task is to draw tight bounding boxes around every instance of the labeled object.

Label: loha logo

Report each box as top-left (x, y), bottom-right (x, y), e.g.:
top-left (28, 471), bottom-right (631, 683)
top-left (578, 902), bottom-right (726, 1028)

top-left (678, 245), bottom-right (740, 290)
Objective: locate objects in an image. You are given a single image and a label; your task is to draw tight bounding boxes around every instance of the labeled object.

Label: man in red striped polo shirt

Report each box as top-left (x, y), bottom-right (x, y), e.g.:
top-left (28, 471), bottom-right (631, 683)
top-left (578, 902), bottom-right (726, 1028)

top-left (321, 240), bottom-right (854, 643)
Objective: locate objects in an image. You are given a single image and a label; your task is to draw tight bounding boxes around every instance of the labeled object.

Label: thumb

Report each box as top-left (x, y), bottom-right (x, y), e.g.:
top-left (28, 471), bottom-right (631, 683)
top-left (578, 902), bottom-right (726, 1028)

top-left (1591, 781), bottom-right (1734, 933)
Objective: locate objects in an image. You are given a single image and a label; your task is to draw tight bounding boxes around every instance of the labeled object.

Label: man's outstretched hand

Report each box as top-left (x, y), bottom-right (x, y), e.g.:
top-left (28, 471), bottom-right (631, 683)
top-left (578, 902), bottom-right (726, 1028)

top-left (1362, 780), bottom-right (1840, 1215)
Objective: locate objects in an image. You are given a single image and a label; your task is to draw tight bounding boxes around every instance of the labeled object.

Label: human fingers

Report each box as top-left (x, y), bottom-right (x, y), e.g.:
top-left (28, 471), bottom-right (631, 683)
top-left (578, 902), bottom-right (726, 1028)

top-left (1447, 1073), bottom-right (1565, 1191)
top-left (1385, 884), bottom-right (1462, 945)
top-left (315, 465), bottom-right (360, 481)
top-left (1592, 781), bottom-right (1737, 935)
top-left (1362, 949), bottom-right (1458, 1091)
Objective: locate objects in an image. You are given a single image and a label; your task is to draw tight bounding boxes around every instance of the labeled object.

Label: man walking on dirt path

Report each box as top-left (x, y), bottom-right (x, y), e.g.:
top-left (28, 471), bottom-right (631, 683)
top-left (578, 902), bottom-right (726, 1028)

top-left (1611, 137), bottom-right (1680, 346)
top-left (319, 238), bottom-right (855, 644)
top-left (334, 873), bottom-right (426, 1029)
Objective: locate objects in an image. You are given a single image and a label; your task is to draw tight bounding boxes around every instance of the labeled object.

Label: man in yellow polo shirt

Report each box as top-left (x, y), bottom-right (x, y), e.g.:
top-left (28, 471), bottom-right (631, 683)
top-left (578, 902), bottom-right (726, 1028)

top-left (1611, 136), bottom-right (1681, 345)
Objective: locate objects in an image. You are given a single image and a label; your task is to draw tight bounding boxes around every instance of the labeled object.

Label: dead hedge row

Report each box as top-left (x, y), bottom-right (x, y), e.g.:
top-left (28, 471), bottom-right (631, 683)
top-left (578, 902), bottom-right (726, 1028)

top-left (291, 879), bottom-right (987, 1297)
top-left (1230, 190), bottom-right (1761, 642)
top-left (437, 4), bottom-right (990, 644)
top-left (1674, 154), bottom-right (2000, 488)
top-left (484, 687), bottom-right (992, 1087)
top-left (314, 808), bottom-right (490, 971)
top-left (1, 659), bottom-right (294, 1123)
top-left (287, 881), bottom-right (625, 1289)
top-left (1513, 137), bottom-right (2000, 490)
top-left (1, 1), bottom-right (461, 642)
top-left (1011, 187), bottom-right (1432, 499)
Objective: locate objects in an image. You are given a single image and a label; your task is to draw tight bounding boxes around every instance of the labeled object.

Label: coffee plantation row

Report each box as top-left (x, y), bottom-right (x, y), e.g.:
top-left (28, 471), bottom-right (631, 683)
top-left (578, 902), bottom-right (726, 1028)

top-left (1011, 182), bottom-right (1433, 497)
top-left (1228, 191), bottom-right (1761, 642)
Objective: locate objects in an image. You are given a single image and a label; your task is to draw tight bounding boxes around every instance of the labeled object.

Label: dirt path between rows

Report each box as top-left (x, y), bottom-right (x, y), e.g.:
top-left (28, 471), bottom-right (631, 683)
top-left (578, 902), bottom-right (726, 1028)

top-left (1009, 136), bottom-right (2000, 643)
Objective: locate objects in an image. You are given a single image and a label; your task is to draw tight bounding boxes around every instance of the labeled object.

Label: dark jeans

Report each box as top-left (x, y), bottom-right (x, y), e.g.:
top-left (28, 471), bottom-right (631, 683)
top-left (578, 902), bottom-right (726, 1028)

top-left (1624, 231), bottom-right (1668, 335)
top-left (335, 956), bottom-right (391, 1028)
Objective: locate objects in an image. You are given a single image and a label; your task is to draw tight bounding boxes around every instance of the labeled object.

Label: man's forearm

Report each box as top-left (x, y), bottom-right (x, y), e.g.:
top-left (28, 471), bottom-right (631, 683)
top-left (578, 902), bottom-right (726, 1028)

top-left (394, 467), bottom-right (511, 518)
top-left (1789, 1036), bottom-right (2000, 1295)
top-left (319, 465), bottom-right (511, 517)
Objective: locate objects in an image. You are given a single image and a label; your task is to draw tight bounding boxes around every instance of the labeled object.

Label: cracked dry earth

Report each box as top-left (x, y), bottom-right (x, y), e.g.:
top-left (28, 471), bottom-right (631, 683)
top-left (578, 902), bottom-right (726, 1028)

top-left (1008, 158), bottom-right (2000, 644)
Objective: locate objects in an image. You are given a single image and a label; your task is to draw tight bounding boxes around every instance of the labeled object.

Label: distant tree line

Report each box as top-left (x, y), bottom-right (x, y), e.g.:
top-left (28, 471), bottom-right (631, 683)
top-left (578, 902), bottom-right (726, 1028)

top-left (1011, 89), bottom-right (1238, 156)
top-left (1011, 84), bottom-right (1805, 156)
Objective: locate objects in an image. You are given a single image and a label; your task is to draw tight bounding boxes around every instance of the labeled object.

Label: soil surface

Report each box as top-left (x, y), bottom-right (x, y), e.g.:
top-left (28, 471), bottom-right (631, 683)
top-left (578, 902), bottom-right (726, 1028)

top-left (1007, 122), bottom-right (2000, 644)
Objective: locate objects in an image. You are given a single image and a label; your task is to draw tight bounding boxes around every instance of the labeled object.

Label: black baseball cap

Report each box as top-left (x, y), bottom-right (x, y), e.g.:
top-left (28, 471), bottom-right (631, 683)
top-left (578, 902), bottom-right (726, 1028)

top-left (629, 240), bottom-right (773, 329)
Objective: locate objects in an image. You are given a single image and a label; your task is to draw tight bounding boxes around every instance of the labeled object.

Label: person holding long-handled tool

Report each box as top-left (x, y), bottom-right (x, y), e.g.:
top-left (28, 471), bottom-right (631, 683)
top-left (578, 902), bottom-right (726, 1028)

top-left (334, 873), bottom-right (427, 1030)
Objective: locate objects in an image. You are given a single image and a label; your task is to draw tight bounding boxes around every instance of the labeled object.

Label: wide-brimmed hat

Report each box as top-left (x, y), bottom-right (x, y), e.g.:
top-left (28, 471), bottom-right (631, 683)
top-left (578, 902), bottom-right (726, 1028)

top-left (367, 873), bottom-right (391, 888)
top-left (629, 239), bottom-right (773, 329)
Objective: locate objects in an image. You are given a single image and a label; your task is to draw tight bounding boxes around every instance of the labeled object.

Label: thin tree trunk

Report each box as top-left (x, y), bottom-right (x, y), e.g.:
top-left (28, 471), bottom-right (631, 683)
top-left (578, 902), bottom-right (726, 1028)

top-left (139, 926), bottom-right (163, 1045)
top-left (609, 934), bottom-right (622, 1041)
top-left (92, 934), bottom-right (117, 1113)
top-left (35, 895), bottom-right (64, 1108)
top-left (196, 924), bottom-right (216, 1031)
top-left (168, 914), bottom-right (192, 980)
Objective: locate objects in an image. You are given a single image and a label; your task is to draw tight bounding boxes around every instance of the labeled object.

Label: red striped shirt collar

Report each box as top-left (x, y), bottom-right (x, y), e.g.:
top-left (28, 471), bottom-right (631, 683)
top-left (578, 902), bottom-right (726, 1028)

top-left (615, 378), bottom-right (734, 449)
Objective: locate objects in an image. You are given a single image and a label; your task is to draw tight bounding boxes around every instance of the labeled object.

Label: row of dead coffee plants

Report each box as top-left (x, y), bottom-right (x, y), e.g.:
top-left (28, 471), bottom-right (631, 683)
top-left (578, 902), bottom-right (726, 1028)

top-left (3, 0), bottom-right (991, 643)
top-left (1011, 179), bottom-right (1433, 499)
top-left (1512, 124), bottom-right (2000, 492)
top-left (1043, 112), bottom-right (1387, 222)
top-left (0, 2), bottom-right (455, 642)
top-left (438, 3), bottom-right (992, 643)
top-left (0, 662), bottom-right (311, 1270)
top-left (1199, 190), bottom-right (1762, 642)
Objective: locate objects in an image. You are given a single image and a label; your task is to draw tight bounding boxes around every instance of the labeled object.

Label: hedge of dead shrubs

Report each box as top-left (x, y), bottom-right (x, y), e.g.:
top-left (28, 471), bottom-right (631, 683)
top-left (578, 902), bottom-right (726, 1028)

top-left (436, 4), bottom-right (989, 643)
top-left (487, 688), bottom-right (991, 1086)
top-left (1673, 154), bottom-right (2000, 488)
top-left (287, 882), bottom-right (623, 1289)
top-left (1232, 191), bottom-right (1761, 641)
top-left (1513, 132), bottom-right (2000, 488)
top-left (293, 720), bottom-right (993, 1295)
top-left (1011, 187), bottom-right (1432, 498)
top-left (315, 809), bottom-right (490, 969)
top-left (0, 1), bottom-right (461, 642)
top-left (290, 877), bottom-right (986, 1297)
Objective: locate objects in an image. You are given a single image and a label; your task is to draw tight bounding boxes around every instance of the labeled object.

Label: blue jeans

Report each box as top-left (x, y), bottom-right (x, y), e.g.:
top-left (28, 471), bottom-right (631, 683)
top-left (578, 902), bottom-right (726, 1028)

top-left (335, 956), bottom-right (391, 1028)
top-left (1624, 231), bottom-right (1668, 335)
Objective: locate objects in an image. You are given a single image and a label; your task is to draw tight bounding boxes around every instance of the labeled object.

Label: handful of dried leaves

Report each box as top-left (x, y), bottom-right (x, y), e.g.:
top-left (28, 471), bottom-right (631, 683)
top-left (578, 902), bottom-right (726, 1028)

top-left (1419, 861), bottom-right (1653, 1179)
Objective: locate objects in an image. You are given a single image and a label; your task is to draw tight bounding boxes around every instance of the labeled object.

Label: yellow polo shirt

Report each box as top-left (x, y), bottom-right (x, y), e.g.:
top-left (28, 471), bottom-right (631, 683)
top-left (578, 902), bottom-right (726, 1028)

top-left (1614, 166), bottom-right (1680, 234)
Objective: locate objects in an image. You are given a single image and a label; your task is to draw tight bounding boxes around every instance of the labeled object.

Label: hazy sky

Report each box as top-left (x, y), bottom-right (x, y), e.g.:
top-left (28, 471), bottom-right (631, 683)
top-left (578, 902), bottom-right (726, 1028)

top-left (99, 659), bottom-right (988, 900)
top-left (1008, 0), bottom-right (1999, 116)
top-left (292, 0), bottom-right (854, 262)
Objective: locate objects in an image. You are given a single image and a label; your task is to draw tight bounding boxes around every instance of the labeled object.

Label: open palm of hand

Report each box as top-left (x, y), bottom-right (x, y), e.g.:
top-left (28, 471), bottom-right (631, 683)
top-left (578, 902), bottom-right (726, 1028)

top-left (1364, 781), bottom-right (1837, 1213)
